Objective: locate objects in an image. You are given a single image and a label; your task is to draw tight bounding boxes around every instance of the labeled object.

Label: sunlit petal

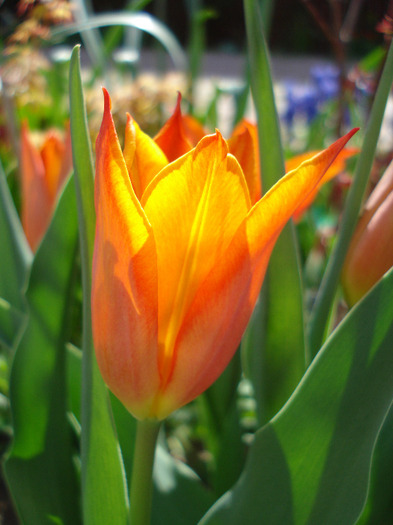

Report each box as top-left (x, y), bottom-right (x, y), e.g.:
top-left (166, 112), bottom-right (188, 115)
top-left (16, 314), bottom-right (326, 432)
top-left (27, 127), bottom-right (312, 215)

top-left (289, 147), bottom-right (359, 221)
top-left (182, 114), bottom-right (207, 145)
top-left (123, 115), bottom-right (168, 200)
top-left (228, 120), bottom-right (261, 204)
top-left (92, 88), bottom-right (160, 418)
top-left (155, 129), bottom-right (358, 419)
top-left (141, 131), bottom-right (251, 393)
top-left (154, 92), bottom-right (193, 162)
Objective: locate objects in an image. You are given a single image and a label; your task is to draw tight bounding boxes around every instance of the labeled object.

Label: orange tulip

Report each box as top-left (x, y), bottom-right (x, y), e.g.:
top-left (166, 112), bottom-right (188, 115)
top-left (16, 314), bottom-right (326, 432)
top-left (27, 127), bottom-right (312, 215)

top-left (92, 88), bottom-right (357, 421)
top-left (342, 160), bottom-right (393, 306)
top-left (20, 122), bottom-right (73, 251)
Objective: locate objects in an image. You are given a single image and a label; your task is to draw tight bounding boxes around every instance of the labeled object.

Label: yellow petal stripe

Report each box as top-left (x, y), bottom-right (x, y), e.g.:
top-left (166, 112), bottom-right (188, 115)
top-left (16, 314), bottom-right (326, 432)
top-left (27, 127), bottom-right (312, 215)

top-left (141, 132), bottom-right (251, 393)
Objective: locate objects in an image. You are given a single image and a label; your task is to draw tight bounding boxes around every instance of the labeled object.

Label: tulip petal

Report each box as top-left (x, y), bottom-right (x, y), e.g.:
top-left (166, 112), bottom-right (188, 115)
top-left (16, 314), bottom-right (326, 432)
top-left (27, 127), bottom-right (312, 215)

top-left (228, 120), bottom-right (261, 204)
top-left (92, 89), bottom-right (160, 418)
top-left (290, 147), bottom-right (359, 222)
top-left (155, 129), bottom-right (358, 419)
top-left (342, 189), bottom-right (393, 305)
top-left (40, 132), bottom-right (66, 201)
top-left (182, 114), bottom-right (208, 145)
top-left (56, 122), bottom-right (73, 195)
top-left (342, 160), bottom-right (393, 305)
top-left (154, 93), bottom-right (194, 162)
top-left (20, 122), bottom-right (53, 251)
top-left (141, 131), bottom-right (251, 396)
top-left (123, 115), bottom-right (168, 200)
top-left (247, 130), bottom-right (358, 259)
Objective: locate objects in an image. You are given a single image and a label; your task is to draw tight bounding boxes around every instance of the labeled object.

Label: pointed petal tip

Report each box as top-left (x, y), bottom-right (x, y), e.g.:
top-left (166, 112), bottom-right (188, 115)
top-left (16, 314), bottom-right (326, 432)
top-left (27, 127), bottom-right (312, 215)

top-left (174, 92), bottom-right (182, 115)
top-left (126, 112), bottom-right (133, 126)
top-left (192, 129), bottom-right (228, 160)
top-left (343, 127), bottom-right (359, 144)
top-left (102, 87), bottom-right (112, 113)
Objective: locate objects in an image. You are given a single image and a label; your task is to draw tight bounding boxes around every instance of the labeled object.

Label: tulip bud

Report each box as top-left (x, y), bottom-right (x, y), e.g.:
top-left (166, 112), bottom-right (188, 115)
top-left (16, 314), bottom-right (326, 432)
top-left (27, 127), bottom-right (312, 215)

top-left (342, 160), bottom-right (393, 306)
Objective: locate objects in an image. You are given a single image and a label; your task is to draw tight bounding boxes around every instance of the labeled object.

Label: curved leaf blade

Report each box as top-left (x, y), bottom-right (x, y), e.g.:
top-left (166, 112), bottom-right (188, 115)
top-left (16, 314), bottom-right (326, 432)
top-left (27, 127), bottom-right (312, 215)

top-left (152, 445), bottom-right (215, 525)
top-left (200, 266), bottom-right (393, 524)
top-left (242, 0), bottom-right (306, 424)
top-left (69, 45), bottom-right (128, 525)
top-left (4, 179), bottom-right (81, 525)
top-left (0, 162), bottom-right (31, 347)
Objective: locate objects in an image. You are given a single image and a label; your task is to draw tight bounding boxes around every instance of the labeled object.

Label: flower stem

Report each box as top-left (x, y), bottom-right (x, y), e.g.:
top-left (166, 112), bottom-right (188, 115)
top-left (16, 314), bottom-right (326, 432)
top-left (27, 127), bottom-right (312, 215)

top-left (129, 419), bottom-right (161, 525)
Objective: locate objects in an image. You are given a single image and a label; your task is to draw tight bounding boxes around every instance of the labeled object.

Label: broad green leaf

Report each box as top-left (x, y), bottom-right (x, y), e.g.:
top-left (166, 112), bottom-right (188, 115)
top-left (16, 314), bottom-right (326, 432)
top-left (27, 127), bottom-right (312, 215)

top-left (308, 39), bottom-right (393, 358)
top-left (242, 0), bottom-right (305, 424)
top-left (152, 444), bottom-right (215, 525)
top-left (4, 178), bottom-right (81, 525)
top-left (69, 45), bottom-right (128, 525)
top-left (357, 404), bottom-right (393, 524)
top-left (200, 266), bottom-right (393, 525)
top-left (0, 161), bottom-right (31, 347)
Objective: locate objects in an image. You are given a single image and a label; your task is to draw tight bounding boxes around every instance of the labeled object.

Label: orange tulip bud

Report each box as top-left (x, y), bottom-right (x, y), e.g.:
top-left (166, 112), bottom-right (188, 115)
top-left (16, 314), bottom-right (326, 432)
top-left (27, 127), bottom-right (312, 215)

top-left (342, 160), bottom-right (393, 306)
top-left (20, 122), bottom-right (72, 251)
top-left (92, 88), bottom-right (357, 420)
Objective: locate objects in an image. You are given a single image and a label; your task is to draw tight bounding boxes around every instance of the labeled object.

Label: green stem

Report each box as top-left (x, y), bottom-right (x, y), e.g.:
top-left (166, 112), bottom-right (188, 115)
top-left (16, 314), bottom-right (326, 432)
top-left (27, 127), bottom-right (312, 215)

top-left (129, 419), bottom-right (161, 525)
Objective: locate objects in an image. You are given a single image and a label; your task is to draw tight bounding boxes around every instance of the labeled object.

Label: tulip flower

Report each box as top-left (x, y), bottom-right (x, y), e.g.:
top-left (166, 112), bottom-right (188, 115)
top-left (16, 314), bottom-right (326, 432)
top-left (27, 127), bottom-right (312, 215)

top-left (342, 160), bottom-right (393, 306)
top-left (20, 122), bottom-right (73, 251)
top-left (92, 88), bottom-right (357, 421)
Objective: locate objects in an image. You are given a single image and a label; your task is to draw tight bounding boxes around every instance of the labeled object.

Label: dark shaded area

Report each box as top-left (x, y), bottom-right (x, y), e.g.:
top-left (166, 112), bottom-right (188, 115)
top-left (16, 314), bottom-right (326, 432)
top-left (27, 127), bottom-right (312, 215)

top-left (0, 0), bottom-right (388, 57)
top-left (90, 0), bottom-right (389, 56)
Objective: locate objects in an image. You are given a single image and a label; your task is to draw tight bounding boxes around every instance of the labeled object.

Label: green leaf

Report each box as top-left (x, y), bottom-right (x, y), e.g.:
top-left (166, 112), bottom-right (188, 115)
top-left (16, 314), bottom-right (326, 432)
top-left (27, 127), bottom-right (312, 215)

top-left (4, 178), bottom-right (81, 525)
top-left (69, 45), bottom-right (128, 525)
top-left (0, 298), bottom-right (24, 350)
top-left (242, 0), bottom-right (305, 424)
top-left (152, 444), bottom-right (215, 525)
top-left (357, 404), bottom-right (393, 524)
top-left (0, 161), bottom-right (31, 347)
top-left (200, 266), bottom-right (393, 524)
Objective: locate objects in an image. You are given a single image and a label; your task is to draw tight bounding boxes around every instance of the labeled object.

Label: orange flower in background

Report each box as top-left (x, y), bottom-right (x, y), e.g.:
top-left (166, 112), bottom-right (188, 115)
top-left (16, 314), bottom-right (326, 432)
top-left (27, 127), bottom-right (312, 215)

top-left (91, 88), bottom-right (357, 421)
top-left (20, 121), bottom-right (72, 251)
top-left (342, 160), bottom-right (393, 306)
